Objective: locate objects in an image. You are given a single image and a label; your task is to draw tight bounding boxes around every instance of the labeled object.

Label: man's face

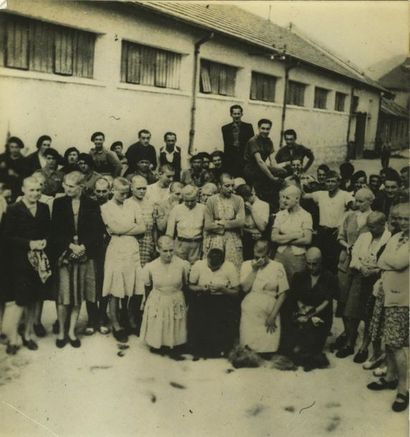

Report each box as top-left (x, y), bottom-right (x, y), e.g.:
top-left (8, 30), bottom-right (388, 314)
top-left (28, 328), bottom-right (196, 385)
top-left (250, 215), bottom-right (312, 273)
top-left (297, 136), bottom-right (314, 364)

top-left (200, 190), bottom-right (213, 204)
top-left (165, 135), bottom-right (176, 148)
top-left (400, 169), bottom-right (409, 187)
top-left (367, 220), bottom-right (385, 238)
top-left (231, 108), bottom-right (242, 123)
top-left (39, 139), bottom-right (51, 156)
top-left (78, 160), bottom-right (90, 174)
top-left (258, 123), bottom-right (271, 138)
top-left (139, 132), bottom-right (151, 147)
top-left (113, 186), bottom-right (129, 204)
top-left (136, 160), bottom-right (150, 173)
top-left (202, 157), bottom-right (210, 170)
top-left (284, 134), bottom-right (296, 147)
top-left (191, 159), bottom-right (202, 172)
top-left (369, 176), bottom-right (381, 192)
top-left (67, 151), bottom-right (78, 164)
top-left (212, 156), bottom-right (222, 169)
top-left (325, 177), bottom-right (339, 192)
top-left (45, 155), bottom-right (57, 170)
top-left (397, 210), bottom-right (410, 233)
top-left (23, 181), bottom-right (42, 203)
top-left (384, 180), bottom-right (399, 199)
top-left (172, 188), bottom-right (183, 203)
top-left (317, 169), bottom-right (327, 184)
top-left (113, 145), bottom-right (123, 156)
top-left (63, 180), bottom-right (82, 198)
top-left (8, 142), bottom-right (21, 156)
top-left (282, 192), bottom-right (298, 209)
top-left (291, 160), bottom-right (302, 176)
top-left (131, 181), bottom-right (147, 200)
top-left (93, 135), bottom-right (104, 149)
top-left (220, 178), bottom-right (234, 197)
top-left (94, 181), bottom-right (110, 203)
top-left (306, 255), bottom-right (321, 275)
top-left (353, 177), bottom-right (366, 192)
top-left (160, 170), bottom-right (175, 187)
top-left (183, 193), bottom-right (197, 210)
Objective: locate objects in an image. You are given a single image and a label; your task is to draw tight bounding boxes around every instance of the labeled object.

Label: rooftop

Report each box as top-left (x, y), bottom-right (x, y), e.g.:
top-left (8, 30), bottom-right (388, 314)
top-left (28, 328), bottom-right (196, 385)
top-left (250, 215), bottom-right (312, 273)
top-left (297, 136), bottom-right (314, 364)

top-left (133, 1), bottom-right (385, 92)
top-left (379, 57), bottom-right (410, 91)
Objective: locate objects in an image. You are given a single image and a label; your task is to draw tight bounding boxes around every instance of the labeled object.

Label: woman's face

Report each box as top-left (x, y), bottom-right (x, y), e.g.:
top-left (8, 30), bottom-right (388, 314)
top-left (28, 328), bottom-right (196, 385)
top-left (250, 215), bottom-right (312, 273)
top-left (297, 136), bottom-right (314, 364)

top-left (354, 193), bottom-right (371, 212)
top-left (67, 151), bottom-right (79, 164)
top-left (8, 142), bottom-right (22, 156)
top-left (354, 177), bottom-right (366, 192)
top-left (158, 242), bottom-right (174, 263)
top-left (39, 139), bottom-right (51, 156)
top-left (113, 187), bottom-right (129, 204)
top-left (207, 256), bottom-right (223, 272)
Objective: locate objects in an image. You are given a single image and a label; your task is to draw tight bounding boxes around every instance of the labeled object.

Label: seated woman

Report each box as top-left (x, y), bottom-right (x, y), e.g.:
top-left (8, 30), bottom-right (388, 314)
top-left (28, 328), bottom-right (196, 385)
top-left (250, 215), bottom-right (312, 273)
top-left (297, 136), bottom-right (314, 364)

top-left (101, 177), bottom-right (146, 343)
top-left (140, 236), bottom-right (190, 360)
top-left (51, 171), bottom-right (105, 348)
top-left (188, 248), bottom-right (240, 358)
top-left (239, 240), bottom-right (289, 358)
top-left (291, 248), bottom-right (337, 371)
top-left (236, 184), bottom-right (269, 261)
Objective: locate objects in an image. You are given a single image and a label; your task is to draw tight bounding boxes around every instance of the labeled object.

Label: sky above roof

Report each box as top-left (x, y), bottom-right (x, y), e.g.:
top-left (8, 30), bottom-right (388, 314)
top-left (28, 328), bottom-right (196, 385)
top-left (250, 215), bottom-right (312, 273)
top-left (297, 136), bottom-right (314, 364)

top-left (237, 1), bottom-right (408, 77)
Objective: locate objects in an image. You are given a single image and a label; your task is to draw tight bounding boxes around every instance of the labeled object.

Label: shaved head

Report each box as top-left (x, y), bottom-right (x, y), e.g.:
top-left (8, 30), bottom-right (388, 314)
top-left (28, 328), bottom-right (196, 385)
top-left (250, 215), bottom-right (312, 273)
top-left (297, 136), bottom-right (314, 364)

top-left (282, 185), bottom-right (301, 200)
top-left (306, 247), bottom-right (322, 262)
top-left (367, 211), bottom-right (386, 226)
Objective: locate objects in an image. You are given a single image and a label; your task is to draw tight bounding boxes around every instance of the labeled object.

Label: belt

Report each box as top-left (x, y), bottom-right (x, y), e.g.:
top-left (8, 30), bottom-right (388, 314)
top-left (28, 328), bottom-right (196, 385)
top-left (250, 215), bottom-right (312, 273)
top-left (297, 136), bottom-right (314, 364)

top-left (177, 237), bottom-right (203, 243)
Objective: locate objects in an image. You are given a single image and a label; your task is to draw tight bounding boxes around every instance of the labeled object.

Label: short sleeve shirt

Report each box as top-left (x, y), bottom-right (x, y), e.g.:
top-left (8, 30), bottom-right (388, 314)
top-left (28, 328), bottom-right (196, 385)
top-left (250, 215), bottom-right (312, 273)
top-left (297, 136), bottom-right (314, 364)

top-left (189, 260), bottom-right (239, 293)
top-left (311, 190), bottom-right (354, 228)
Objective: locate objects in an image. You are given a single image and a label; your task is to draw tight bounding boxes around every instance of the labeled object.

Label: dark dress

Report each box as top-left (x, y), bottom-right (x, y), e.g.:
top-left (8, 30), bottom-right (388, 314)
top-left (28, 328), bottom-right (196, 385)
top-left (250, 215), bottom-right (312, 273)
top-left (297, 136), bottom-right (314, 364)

top-left (291, 270), bottom-right (338, 355)
top-left (50, 195), bottom-right (105, 305)
top-left (0, 152), bottom-right (26, 200)
top-left (2, 201), bottom-right (52, 306)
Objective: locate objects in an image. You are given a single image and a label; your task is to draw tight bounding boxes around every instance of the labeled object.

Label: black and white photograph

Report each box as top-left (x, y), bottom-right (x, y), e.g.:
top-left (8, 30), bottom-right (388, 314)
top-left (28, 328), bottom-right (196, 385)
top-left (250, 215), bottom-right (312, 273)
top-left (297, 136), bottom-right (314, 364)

top-left (0, 0), bottom-right (408, 436)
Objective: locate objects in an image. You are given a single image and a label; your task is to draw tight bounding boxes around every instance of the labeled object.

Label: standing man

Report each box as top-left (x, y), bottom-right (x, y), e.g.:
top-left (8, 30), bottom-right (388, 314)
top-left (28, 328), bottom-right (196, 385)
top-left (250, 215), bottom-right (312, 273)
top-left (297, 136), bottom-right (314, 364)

top-left (166, 185), bottom-right (206, 264)
top-left (159, 132), bottom-right (182, 181)
top-left (24, 135), bottom-right (52, 177)
top-left (243, 119), bottom-right (285, 211)
top-left (89, 132), bottom-right (122, 178)
top-left (222, 105), bottom-right (254, 178)
top-left (275, 129), bottom-right (314, 175)
top-left (146, 164), bottom-right (175, 206)
top-left (125, 129), bottom-right (157, 176)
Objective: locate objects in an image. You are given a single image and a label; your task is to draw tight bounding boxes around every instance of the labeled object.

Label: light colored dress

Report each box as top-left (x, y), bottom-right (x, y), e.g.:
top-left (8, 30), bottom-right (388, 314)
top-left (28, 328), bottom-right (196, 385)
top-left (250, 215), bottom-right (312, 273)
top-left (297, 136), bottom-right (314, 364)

top-left (101, 199), bottom-right (143, 298)
top-left (140, 256), bottom-right (191, 349)
top-left (240, 260), bottom-right (289, 353)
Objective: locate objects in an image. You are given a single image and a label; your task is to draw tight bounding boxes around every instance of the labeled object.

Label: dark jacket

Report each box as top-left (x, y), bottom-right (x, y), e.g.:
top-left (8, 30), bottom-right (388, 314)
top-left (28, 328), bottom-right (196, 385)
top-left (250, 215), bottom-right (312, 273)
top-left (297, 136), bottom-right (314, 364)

top-left (50, 195), bottom-right (104, 262)
top-left (23, 151), bottom-right (42, 177)
top-left (125, 142), bottom-right (157, 175)
top-left (159, 146), bottom-right (181, 181)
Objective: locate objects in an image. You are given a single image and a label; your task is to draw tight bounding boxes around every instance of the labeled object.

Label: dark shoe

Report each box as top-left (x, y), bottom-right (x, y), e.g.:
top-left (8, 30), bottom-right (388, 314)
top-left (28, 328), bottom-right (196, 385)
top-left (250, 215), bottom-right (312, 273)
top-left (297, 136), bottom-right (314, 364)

top-left (335, 346), bottom-right (354, 358)
top-left (21, 337), bottom-right (38, 351)
top-left (69, 337), bottom-right (81, 348)
top-left (113, 329), bottom-right (128, 343)
top-left (33, 323), bottom-right (47, 338)
top-left (52, 320), bottom-right (59, 334)
top-left (6, 344), bottom-right (19, 355)
top-left (392, 392), bottom-right (409, 412)
top-left (367, 378), bottom-right (398, 391)
top-left (56, 338), bottom-right (68, 348)
top-left (353, 349), bottom-right (368, 364)
top-left (168, 351), bottom-right (186, 361)
top-left (329, 333), bottom-right (347, 351)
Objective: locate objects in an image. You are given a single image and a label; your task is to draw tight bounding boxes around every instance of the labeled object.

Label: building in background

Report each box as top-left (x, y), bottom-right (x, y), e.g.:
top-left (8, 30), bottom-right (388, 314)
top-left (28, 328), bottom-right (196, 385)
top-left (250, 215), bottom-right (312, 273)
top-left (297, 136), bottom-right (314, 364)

top-left (0, 1), bottom-right (386, 165)
top-left (375, 58), bottom-right (409, 152)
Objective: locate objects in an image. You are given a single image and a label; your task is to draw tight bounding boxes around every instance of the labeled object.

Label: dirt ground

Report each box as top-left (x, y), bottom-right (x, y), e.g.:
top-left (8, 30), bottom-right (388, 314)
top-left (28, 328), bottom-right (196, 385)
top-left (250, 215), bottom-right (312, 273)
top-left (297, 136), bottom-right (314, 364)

top-left (0, 154), bottom-right (408, 437)
top-left (0, 302), bottom-right (408, 436)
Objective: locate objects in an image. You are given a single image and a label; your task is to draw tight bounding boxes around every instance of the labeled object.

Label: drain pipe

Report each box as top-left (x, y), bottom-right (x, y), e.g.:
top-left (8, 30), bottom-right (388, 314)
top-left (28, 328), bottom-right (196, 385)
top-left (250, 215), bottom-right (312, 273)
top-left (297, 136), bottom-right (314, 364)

top-left (279, 59), bottom-right (296, 148)
top-left (346, 85), bottom-right (355, 159)
top-left (188, 32), bottom-right (214, 155)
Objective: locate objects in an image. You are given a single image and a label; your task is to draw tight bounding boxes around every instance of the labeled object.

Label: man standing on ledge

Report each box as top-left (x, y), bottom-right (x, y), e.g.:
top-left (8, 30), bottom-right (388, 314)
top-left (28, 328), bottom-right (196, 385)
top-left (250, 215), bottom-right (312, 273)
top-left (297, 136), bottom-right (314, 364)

top-left (275, 129), bottom-right (314, 175)
top-left (125, 129), bottom-right (157, 177)
top-left (221, 105), bottom-right (254, 178)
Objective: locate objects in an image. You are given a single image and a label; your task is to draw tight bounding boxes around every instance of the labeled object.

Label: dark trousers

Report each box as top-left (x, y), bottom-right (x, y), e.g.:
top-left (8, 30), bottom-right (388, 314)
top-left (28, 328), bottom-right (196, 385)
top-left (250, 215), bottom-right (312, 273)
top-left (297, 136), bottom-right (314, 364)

top-left (317, 226), bottom-right (340, 274)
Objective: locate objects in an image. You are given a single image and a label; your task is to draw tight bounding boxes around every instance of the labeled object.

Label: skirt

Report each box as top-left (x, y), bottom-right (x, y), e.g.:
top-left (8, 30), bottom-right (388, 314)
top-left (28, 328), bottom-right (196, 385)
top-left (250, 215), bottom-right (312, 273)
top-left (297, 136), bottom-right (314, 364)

top-left (240, 290), bottom-right (281, 353)
top-left (140, 288), bottom-right (187, 349)
top-left (370, 292), bottom-right (385, 342)
top-left (103, 236), bottom-right (144, 298)
top-left (384, 306), bottom-right (409, 348)
top-left (344, 273), bottom-right (375, 321)
top-left (57, 259), bottom-right (97, 306)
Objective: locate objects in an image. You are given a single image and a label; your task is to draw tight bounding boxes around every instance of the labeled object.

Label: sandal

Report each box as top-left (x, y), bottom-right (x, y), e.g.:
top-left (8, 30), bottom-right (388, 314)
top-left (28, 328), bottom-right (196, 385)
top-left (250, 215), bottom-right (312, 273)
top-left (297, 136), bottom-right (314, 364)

top-left (392, 392), bottom-right (409, 412)
top-left (367, 378), bottom-right (398, 391)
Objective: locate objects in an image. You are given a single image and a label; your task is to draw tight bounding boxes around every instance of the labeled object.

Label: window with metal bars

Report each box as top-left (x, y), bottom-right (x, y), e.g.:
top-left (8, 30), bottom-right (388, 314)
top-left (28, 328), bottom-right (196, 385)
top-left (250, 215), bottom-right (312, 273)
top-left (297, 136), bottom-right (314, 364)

top-left (286, 80), bottom-right (306, 106)
top-left (250, 72), bottom-right (276, 102)
top-left (0, 13), bottom-right (95, 78)
top-left (121, 41), bottom-right (181, 89)
top-left (335, 92), bottom-right (347, 112)
top-left (314, 87), bottom-right (329, 109)
top-left (200, 59), bottom-right (236, 96)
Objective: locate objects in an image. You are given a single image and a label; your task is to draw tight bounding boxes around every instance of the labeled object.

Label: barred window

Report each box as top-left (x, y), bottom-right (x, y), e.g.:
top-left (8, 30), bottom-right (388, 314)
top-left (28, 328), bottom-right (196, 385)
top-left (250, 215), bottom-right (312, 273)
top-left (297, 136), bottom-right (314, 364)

top-left (0, 13), bottom-right (95, 78)
top-left (286, 80), bottom-right (306, 106)
top-left (335, 92), bottom-right (347, 112)
top-left (121, 41), bottom-right (181, 89)
top-left (200, 60), bottom-right (236, 96)
top-left (314, 87), bottom-right (329, 109)
top-left (250, 72), bottom-right (276, 102)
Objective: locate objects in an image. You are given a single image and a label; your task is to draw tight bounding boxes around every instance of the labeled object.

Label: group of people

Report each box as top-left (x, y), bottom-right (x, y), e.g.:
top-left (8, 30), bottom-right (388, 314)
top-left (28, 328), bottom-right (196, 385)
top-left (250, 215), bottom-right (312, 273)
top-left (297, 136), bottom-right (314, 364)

top-left (0, 104), bottom-right (408, 413)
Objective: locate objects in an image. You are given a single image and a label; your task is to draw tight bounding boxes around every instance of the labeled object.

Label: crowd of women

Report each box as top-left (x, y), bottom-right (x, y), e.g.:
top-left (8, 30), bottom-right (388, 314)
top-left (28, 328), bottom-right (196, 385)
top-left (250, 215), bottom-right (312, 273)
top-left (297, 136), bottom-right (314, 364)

top-left (0, 125), bottom-right (408, 413)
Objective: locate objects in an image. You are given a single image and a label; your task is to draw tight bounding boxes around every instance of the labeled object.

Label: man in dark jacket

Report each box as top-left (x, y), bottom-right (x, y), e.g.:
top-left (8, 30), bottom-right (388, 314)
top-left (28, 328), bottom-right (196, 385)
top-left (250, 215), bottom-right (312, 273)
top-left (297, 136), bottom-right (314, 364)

top-left (24, 135), bottom-right (52, 177)
top-left (125, 129), bottom-right (157, 176)
top-left (221, 105), bottom-right (254, 178)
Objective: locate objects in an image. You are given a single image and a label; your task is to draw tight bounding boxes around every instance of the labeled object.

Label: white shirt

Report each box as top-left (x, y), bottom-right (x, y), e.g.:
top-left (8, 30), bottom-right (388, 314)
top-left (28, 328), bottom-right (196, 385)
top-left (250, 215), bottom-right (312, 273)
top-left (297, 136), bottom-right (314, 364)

top-left (146, 182), bottom-right (169, 205)
top-left (311, 190), bottom-right (354, 228)
top-left (166, 203), bottom-right (206, 239)
top-left (190, 259), bottom-right (239, 292)
top-left (273, 207), bottom-right (313, 255)
top-left (38, 152), bottom-right (47, 169)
